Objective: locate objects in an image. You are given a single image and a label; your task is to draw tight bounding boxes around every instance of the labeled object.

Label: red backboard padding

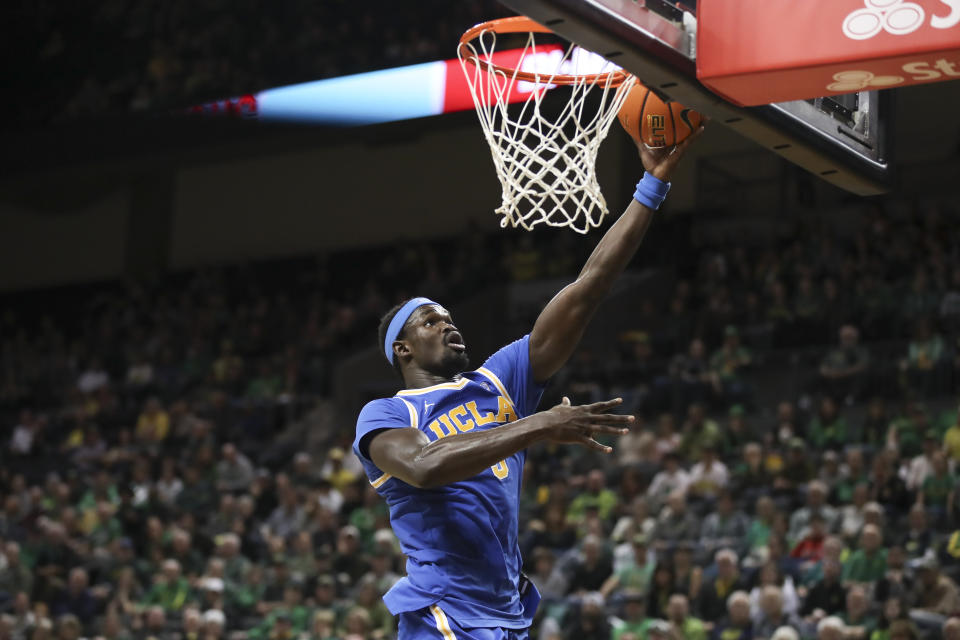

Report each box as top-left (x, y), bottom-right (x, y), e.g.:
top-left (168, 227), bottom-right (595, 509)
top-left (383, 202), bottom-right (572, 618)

top-left (696, 0), bottom-right (960, 105)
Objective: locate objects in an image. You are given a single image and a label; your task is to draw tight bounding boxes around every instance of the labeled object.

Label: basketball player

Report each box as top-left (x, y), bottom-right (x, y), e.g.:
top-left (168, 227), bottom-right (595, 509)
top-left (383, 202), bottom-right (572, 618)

top-left (353, 127), bottom-right (704, 639)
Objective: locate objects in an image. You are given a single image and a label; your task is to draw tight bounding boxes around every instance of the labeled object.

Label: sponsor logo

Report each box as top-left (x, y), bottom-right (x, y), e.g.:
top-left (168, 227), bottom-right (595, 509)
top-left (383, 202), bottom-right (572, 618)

top-left (843, 0), bottom-right (960, 40)
top-left (901, 57), bottom-right (960, 79)
top-left (679, 108), bottom-right (697, 131)
top-left (826, 69), bottom-right (904, 91)
top-left (826, 57), bottom-right (960, 91)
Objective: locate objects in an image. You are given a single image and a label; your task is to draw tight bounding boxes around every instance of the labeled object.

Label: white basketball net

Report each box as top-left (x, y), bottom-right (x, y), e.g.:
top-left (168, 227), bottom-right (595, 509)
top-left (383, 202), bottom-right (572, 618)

top-left (459, 29), bottom-right (636, 234)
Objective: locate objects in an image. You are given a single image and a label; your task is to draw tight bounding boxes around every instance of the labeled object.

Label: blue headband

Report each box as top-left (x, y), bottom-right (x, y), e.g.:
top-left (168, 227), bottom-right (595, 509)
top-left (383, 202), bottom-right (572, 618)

top-left (384, 297), bottom-right (438, 365)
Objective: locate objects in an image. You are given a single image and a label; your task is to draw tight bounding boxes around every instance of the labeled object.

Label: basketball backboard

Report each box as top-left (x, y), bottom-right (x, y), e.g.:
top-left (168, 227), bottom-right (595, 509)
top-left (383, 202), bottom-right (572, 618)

top-left (499, 0), bottom-right (893, 195)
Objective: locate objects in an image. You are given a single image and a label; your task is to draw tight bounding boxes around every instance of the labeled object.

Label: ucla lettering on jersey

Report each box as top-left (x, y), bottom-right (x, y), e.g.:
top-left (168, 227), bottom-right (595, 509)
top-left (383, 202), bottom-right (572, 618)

top-left (353, 335), bottom-right (545, 629)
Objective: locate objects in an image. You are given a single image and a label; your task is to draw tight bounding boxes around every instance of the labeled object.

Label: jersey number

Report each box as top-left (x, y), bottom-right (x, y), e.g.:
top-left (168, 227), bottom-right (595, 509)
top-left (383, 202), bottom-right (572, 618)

top-left (426, 419), bottom-right (511, 480)
top-left (425, 399), bottom-right (516, 481)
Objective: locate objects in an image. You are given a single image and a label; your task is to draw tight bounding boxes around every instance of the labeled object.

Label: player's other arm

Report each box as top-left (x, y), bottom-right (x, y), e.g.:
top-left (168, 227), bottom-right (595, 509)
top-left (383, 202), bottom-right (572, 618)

top-left (528, 128), bottom-right (704, 383)
top-left (367, 397), bottom-right (632, 489)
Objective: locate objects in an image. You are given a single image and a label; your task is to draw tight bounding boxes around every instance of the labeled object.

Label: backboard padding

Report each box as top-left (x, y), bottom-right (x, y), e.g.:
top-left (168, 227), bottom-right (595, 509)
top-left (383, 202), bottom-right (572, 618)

top-left (498, 0), bottom-right (892, 195)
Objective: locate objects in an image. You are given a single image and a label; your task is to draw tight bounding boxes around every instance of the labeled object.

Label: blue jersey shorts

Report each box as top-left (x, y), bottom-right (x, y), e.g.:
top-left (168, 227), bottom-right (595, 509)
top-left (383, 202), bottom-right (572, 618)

top-left (398, 604), bottom-right (530, 640)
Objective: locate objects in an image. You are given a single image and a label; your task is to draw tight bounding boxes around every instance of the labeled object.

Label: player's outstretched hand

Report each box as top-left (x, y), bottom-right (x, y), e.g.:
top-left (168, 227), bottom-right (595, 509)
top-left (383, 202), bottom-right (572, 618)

top-left (540, 396), bottom-right (634, 453)
top-left (639, 121), bottom-right (707, 182)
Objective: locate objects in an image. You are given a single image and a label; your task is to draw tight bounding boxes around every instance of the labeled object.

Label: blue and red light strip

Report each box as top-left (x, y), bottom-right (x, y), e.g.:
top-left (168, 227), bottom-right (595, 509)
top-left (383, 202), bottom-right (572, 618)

top-left (188, 45), bottom-right (575, 125)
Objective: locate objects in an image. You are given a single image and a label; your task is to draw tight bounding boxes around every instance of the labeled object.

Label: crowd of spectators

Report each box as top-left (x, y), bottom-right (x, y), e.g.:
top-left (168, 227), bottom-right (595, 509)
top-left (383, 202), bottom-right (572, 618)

top-left (0, 227), bottom-right (535, 640)
top-left (7, 0), bottom-right (507, 128)
top-left (2, 199), bottom-right (960, 640)
top-left (515, 200), bottom-right (960, 640)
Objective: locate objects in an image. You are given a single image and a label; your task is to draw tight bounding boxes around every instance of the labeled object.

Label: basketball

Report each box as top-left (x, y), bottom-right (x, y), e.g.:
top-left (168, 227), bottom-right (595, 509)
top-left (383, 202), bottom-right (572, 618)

top-left (617, 82), bottom-right (703, 148)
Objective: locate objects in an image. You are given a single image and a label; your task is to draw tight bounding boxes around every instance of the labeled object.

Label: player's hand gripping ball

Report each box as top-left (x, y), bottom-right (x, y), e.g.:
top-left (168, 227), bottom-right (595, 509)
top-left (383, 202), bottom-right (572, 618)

top-left (618, 81), bottom-right (703, 149)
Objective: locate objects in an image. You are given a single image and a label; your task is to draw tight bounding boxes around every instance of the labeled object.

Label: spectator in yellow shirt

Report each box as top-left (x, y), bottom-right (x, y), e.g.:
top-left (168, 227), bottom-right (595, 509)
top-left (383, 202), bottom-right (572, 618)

top-left (943, 405), bottom-right (960, 462)
top-left (323, 448), bottom-right (357, 493)
top-left (136, 397), bottom-right (170, 443)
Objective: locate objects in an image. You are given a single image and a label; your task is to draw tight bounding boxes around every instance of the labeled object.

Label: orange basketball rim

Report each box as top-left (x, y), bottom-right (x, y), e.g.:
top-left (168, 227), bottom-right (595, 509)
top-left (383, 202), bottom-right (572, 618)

top-left (458, 16), bottom-right (633, 88)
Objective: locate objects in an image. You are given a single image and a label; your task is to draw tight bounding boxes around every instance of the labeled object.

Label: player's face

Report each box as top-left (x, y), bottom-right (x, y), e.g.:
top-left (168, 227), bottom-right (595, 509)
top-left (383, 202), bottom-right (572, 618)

top-left (403, 304), bottom-right (469, 378)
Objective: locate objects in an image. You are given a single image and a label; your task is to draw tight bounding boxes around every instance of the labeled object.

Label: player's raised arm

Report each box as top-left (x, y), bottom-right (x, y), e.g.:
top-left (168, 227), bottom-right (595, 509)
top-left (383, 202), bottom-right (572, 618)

top-left (528, 127), bottom-right (705, 383)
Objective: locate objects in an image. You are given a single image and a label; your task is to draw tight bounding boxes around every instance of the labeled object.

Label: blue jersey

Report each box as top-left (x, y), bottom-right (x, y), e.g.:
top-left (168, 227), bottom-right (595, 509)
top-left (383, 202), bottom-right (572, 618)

top-left (353, 335), bottom-right (545, 628)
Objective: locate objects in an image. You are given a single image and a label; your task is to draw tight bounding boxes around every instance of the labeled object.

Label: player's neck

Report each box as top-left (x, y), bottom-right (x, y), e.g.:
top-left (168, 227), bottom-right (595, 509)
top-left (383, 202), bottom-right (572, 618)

top-left (403, 368), bottom-right (460, 390)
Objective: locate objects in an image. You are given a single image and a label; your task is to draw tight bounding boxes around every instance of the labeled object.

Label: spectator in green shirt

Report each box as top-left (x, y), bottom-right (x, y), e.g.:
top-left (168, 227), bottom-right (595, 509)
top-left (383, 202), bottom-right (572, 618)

top-left (602, 535), bottom-right (656, 600)
top-left (0, 542), bottom-right (34, 597)
top-left (681, 404), bottom-right (722, 461)
top-left (921, 451), bottom-right (956, 523)
top-left (226, 564), bottom-right (265, 617)
top-left (862, 398), bottom-right (891, 449)
top-left (87, 501), bottom-right (123, 549)
top-left (794, 275), bottom-right (823, 329)
top-left (248, 584), bottom-right (311, 640)
top-left (286, 531), bottom-right (318, 583)
top-left (612, 591), bottom-right (647, 640)
top-left (640, 618), bottom-right (675, 640)
top-left (842, 585), bottom-right (878, 639)
top-left (142, 559), bottom-right (192, 613)
top-left (667, 593), bottom-right (708, 640)
top-left (76, 470), bottom-right (119, 513)
top-left (263, 613), bottom-right (296, 640)
top-left (834, 449), bottom-right (869, 505)
top-left (246, 362), bottom-right (283, 401)
top-left (567, 469), bottom-right (618, 524)
top-left (352, 576), bottom-right (395, 638)
top-left (746, 496), bottom-right (777, 556)
top-left (807, 397), bottom-right (849, 451)
top-left (901, 319), bottom-right (947, 397)
top-left (843, 524), bottom-right (887, 586)
top-left (889, 402), bottom-right (932, 459)
top-left (722, 405), bottom-right (755, 459)
top-left (819, 325), bottom-right (870, 403)
top-left (709, 326), bottom-right (752, 407)
top-left (216, 534), bottom-right (251, 586)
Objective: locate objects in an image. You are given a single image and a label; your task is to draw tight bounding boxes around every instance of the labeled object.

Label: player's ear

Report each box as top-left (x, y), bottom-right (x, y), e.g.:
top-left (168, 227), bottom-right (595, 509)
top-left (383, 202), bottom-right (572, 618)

top-left (393, 340), bottom-right (411, 362)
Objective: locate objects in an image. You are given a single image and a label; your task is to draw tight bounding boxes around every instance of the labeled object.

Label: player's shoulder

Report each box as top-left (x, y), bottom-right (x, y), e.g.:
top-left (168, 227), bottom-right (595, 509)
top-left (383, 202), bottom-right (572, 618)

top-left (357, 396), bottom-right (410, 420)
top-left (482, 334), bottom-right (531, 365)
top-left (354, 395), bottom-right (418, 462)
